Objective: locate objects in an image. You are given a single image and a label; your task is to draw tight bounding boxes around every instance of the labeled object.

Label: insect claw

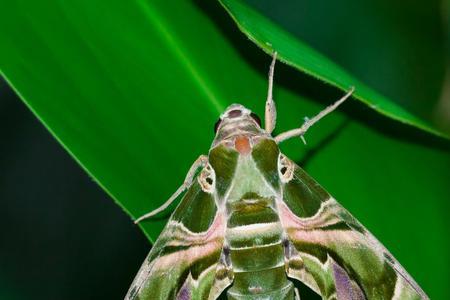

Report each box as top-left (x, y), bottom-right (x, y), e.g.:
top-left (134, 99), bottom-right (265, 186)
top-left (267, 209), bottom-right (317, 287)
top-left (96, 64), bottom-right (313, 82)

top-left (300, 135), bottom-right (307, 145)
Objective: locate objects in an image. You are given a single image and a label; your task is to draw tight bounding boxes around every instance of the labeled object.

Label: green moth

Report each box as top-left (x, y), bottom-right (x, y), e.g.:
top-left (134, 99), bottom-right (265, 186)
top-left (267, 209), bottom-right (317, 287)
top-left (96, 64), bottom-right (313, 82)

top-left (125, 53), bottom-right (429, 300)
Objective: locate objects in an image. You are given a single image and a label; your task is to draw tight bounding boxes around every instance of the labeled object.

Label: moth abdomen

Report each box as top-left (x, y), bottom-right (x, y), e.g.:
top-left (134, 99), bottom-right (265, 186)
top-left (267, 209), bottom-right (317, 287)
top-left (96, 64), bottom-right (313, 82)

top-left (226, 271), bottom-right (294, 300)
top-left (224, 195), bottom-right (294, 298)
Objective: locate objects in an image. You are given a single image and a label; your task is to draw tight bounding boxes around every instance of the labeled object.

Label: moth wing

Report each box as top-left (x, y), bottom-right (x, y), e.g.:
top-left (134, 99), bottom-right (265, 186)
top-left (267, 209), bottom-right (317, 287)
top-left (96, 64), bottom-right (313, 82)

top-left (125, 179), bottom-right (227, 300)
top-left (279, 158), bottom-right (428, 300)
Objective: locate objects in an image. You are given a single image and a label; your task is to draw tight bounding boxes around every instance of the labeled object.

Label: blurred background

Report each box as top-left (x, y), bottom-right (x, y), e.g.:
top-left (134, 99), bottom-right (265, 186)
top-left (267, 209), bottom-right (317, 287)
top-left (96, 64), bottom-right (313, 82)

top-left (1, 0), bottom-right (449, 299)
top-left (0, 77), bottom-right (148, 299)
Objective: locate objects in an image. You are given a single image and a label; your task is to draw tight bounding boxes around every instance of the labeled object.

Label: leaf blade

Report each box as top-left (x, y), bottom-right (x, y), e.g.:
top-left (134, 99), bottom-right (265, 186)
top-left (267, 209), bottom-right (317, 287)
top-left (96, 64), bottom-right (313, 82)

top-left (219, 0), bottom-right (448, 138)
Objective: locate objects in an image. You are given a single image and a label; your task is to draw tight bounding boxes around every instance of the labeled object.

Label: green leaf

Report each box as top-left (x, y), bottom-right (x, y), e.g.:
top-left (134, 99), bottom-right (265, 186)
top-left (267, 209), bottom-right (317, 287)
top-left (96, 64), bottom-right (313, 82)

top-left (220, 0), bottom-right (449, 139)
top-left (241, 0), bottom-right (448, 127)
top-left (0, 0), bottom-right (449, 298)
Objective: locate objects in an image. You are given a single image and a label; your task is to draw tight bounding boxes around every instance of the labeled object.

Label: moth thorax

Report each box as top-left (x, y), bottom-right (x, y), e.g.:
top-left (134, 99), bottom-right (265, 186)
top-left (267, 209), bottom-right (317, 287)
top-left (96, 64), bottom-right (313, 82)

top-left (234, 136), bottom-right (251, 155)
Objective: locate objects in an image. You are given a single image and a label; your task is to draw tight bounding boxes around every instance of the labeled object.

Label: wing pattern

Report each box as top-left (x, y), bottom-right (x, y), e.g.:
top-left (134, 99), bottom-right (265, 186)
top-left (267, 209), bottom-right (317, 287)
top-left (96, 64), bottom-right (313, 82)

top-left (126, 180), bottom-right (226, 300)
top-left (279, 158), bottom-right (428, 300)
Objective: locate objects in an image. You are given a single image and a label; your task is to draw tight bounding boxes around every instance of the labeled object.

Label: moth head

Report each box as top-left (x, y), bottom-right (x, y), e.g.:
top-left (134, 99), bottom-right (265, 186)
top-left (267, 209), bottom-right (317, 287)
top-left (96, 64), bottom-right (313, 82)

top-left (214, 104), bottom-right (262, 134)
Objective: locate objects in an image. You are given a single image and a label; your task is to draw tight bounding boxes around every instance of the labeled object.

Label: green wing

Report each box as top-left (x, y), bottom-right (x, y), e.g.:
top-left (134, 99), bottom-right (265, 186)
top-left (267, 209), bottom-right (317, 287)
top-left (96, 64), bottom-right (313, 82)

top-left (279, 157), bottom-right (429, 300)
top-left (125, 180), bottom-right (227, 300)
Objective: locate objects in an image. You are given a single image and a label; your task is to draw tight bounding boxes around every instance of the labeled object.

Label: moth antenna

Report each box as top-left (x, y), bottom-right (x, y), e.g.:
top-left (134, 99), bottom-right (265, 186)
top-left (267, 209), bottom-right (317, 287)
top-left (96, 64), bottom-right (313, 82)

top-left (274, 87), bottom-right (355, 143)
top-left (265, 51), bottom-right (277, 134)
top-left (134, 155), bottom-right (208, 224)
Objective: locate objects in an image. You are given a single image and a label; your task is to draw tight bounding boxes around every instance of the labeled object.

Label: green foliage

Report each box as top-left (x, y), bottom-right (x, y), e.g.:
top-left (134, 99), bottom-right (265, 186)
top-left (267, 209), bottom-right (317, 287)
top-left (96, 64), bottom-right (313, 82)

top-left (0, 0), bottom-right (448, 298)
top-left (221, 0), bottom-right (448, 138)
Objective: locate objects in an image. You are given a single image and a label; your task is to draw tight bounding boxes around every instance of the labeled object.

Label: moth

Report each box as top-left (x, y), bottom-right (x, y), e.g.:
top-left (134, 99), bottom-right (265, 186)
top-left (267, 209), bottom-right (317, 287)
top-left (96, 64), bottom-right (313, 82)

top-left (125, 53), bottom-right (429, 300)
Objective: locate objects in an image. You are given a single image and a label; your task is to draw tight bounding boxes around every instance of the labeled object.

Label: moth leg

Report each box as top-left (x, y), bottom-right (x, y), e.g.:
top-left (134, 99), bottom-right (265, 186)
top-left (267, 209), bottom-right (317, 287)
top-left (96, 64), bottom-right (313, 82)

top-left (265, 51), bottom-right (278, 134)
top-left (274, 87), bottom-right (355, 144)
top-left (134, 154), bottom-right (208, 223)
top-left (295, 287), bottom-right (301, 300)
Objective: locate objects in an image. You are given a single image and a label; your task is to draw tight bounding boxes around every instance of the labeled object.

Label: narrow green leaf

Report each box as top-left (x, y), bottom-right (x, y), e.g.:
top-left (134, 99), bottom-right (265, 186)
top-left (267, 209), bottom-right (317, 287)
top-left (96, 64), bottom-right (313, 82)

top-left (219, 0), bottom-right (449, 138)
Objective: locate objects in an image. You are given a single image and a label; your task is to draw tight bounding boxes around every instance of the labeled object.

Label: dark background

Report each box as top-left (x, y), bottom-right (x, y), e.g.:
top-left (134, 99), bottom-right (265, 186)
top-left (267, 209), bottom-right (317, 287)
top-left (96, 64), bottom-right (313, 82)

top-left (0, 78), bottom-right (148, 299)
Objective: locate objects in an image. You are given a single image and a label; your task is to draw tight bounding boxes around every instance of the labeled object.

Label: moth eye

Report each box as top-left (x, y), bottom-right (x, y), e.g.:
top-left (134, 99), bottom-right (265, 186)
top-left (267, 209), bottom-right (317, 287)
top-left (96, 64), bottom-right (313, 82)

top-left (278, 155), bottom-right (294, 183)
top-left (214, 119), bottom-right (222, 133)
top-left (228, 109), bottom-right (242, 118)
top-left (250, 112), bottom-right (261, 127)
top-left (198, 165), bottom-right (216, 193)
